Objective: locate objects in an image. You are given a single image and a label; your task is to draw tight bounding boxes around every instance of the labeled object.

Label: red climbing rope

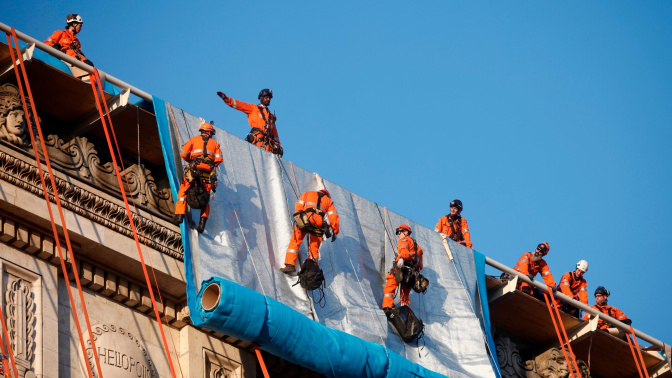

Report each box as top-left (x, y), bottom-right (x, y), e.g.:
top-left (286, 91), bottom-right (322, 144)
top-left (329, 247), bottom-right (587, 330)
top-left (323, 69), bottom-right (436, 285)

top-left (88, 68), bottom-right (178, 378)
top-left (253, 344), bottom-right (271, 378)
top-left (7, 29), bottom-right (102, 378)
top-left (543, 292), bottom-right (580, 378)
top-left (628, 326), bottom-right (650, 378)
top-left (89, 70), bottom-right (185, 378)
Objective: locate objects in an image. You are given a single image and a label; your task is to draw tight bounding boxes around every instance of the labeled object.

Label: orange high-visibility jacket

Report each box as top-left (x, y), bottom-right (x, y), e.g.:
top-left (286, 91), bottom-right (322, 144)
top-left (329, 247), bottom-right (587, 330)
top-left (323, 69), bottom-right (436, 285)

top-left (434, 215), bottom-right (472, 248)
top-left (180, 135), bottom-right (223, 172)
top-left (396, 237), bottom-right (424, 271)
top-left (296, 191), bottom-right (339, 235)
top-left (583, 304), bottom-right (630, 330)
top-left (44, 29), bottom-right (87, 62)
top-left (223, 97), bottom-right (281, 147)
top-left (557, 271), bottom-right (588, 304)
top-left (513, 252), bottom-right (556, 287)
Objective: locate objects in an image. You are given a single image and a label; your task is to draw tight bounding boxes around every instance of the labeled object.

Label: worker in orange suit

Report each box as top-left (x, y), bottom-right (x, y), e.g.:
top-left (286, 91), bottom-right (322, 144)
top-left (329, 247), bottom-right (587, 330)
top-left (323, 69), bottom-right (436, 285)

top-left (216, 89), bottom-right (283, 157)
top-left (556, 260), bottom-right (589, 317)
top-left (281, 189), bottom-right (339, 273)
top-left (512, 242), bottom-right (556, 299)
top-left (583, 286), bottom-right (631, 340)
top-left (382, 225), bottom-right (424, 313)
top-left (434, 199), bottom-right (472, 248)
top-left (44, 14), bottom-right (93, 67)
top-left (173, 123), bottom-right (223, 234)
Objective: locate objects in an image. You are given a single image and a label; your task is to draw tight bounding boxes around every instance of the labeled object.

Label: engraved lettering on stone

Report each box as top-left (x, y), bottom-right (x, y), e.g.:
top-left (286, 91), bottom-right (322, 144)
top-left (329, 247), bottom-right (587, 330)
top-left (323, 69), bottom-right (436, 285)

top-left (83, 323), bottom-right (157, 378)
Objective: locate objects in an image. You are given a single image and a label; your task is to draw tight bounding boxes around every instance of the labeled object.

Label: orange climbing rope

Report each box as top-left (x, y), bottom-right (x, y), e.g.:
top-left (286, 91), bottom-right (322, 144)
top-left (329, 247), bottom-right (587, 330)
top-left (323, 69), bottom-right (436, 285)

top-left (543, 292), bottom-right (580, 378)
top-left (627, 326), bottom-right (650, 378)
top-left (89, 70), bottom-right (185, 378)
top-left (88, 68), bottom-right (178, 378)
top-left (253, 344), bottom-right (271, 378)
top-left (0, 305), bottom-right (19, 378)
top-left (6, 29), bottom-right (102, 378)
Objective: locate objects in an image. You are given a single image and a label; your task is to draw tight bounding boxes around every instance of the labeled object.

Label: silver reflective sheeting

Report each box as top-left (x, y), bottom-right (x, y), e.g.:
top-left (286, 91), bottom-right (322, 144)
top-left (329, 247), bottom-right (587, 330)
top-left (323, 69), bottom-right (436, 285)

top-left (169, 104), bottom-right (495, 378)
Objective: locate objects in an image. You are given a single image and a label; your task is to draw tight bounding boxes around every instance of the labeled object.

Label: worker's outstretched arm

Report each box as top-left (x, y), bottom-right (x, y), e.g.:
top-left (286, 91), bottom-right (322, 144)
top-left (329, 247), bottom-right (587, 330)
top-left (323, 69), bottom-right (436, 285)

top-left (217, 91), bottom-right (256, 114)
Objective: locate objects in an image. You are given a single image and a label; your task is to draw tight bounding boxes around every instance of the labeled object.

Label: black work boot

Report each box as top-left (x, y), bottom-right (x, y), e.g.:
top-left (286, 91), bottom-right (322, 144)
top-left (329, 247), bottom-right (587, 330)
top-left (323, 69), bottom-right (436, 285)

top-left (280, 264), bottom-right (295, 274)
top-left (173, 213), bottom-right (184, 223)
top-left (196, 217), bottom-right (208, 234)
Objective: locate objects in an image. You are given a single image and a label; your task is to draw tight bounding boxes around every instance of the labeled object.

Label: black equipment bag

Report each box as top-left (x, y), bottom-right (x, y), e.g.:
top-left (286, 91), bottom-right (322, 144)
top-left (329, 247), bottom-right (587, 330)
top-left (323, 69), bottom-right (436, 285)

top-left (296, 259), bottom-right (325, 291)
top-left (186, 168), bottom-right (210, 210)
top-left (387, 306), bottom-right (425, 343)
top-left (413, 273), bottom-right (430, 294)
top-left (392, 266), bottom-right (415, 287)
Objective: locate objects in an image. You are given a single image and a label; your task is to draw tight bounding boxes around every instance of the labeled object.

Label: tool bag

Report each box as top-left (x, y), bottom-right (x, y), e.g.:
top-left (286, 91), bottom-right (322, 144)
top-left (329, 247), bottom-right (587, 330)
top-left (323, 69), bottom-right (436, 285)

top-left (295, 259), bottom-right (325, 291)
top-left (393, 266), bottom-right (415, 287)
top-left (387, 306), bottom-right (425, 344)
top-left (185, 167), bottom-right (210, 210)
top-left (413, 273), bottom-right (430, 294)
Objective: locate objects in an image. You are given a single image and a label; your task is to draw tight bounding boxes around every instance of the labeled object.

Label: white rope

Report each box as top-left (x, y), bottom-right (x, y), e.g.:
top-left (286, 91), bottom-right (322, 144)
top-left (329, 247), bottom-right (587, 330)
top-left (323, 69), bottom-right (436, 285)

top-left (338, 233), bottom-right (389, 358)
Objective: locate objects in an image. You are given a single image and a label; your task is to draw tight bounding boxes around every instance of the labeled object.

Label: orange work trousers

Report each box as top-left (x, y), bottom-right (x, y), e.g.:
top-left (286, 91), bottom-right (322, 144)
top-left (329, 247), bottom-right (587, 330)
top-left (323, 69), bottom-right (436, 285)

top-left (382, 271), bottom-right (411, 309)
top-left (174, 177), bottom-right (211, 218)
top-left (284, 226), bottom-right (322, 266)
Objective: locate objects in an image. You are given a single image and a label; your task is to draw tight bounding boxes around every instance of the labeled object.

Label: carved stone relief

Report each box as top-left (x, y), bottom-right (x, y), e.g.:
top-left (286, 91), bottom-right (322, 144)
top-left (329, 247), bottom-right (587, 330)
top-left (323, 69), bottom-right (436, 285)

top-left (0, 83), bottom-right (183, 259)
top-left (0, 83), bottom-right (30, 148)
top-left (0, 83), bottom-right (175, 217)
top-left (526, 348), bottom-right (591, 378)
top-left (1, 261), bottom-right (41, 378)
top-left (203, 348), bottom-right (242, 378)
top-left (495, 335), bottom-right (532, 378)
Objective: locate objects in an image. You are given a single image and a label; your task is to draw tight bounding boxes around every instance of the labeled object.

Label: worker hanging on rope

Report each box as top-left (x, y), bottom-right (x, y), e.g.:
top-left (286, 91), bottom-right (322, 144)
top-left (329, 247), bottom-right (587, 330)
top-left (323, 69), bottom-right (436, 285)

top-left (173, 122), bottom-right (223, 234)
top-left (512, 242), bottom-right (556, 300)
top-left (382, 225), bottom-right (427, 343)
top-left (281, 189), bottom-right (339, 274)
top-left (216, 89), bottom-right (283, 157)
top-left (434, 199), bottom-right (472, 248)
top-left (44, 14), bottom-right (94, 82)
top-left (583, 286), bottom-right (631, 340)
top-left (555, 260), bottom-right (589, 317)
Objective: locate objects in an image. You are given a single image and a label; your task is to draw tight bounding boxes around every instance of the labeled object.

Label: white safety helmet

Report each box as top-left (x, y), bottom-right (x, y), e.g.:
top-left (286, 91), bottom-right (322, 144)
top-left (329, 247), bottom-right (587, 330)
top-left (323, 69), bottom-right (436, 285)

top-left (66, 14), bottom-right (83, 24)
top-left (576, 259), bottom-right (589, 273)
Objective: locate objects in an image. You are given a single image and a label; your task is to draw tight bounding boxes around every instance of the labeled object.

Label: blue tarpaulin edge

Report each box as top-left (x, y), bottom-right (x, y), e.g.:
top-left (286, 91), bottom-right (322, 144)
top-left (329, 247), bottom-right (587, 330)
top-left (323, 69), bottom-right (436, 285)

top-left (474, 251), bottom-right (501, 377)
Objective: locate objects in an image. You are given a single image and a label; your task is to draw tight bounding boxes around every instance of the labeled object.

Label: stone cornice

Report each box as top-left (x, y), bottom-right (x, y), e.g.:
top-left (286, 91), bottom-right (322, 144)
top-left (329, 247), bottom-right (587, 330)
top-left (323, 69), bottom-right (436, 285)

top-left (0, 150), bottom-right (183, 260)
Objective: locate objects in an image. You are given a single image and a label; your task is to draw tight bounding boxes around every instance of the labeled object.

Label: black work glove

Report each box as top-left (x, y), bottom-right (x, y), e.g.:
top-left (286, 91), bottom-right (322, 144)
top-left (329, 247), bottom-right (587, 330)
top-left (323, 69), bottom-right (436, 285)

top-left (216, 91), bottom-right (227, 100)
top-left (83, 59), bottom-right (94, 67)
top-left (331, 234), bottom-right (337, 242)
top-left (52, 43), bottom-right (63, 51)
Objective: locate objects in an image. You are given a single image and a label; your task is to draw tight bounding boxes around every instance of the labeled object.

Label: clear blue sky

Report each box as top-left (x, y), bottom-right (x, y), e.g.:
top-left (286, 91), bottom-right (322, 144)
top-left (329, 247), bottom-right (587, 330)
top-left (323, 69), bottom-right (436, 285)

top-left (5, 1), bottom-right (671, 347)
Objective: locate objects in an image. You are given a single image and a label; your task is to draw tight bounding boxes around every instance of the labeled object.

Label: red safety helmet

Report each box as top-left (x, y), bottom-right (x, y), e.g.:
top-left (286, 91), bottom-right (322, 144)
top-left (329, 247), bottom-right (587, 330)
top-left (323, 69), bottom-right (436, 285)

top-left (199, 122), bottom-right (215, 135)
top-left (318, 189), bottom-right (331, 198)
top-left (536, 242), bottom-right (550, 256)
top-left (396, 224), bottom-right (412, 235)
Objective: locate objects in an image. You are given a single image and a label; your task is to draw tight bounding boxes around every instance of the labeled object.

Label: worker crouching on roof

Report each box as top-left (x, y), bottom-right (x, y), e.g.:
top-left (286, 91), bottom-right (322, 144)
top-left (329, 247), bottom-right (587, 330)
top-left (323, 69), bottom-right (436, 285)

top-left (281, 190), bottom-right (339, 273)
top-left (434, 199), bottom-right (472, 248)
top-left (173, 123), bottom-right (223, 234)
top-left (216, 89), bottom-right (283, 157)
top-left (512, 242), bottom-right (556, 300)
top-left (556, 260), bottom-right (589, 317)
top-left (44, 14), bottom-right (93, 82)
top-left (382, 225), bottom-right (424, 313)
top-left (583, 286), bottom-right (631, 340)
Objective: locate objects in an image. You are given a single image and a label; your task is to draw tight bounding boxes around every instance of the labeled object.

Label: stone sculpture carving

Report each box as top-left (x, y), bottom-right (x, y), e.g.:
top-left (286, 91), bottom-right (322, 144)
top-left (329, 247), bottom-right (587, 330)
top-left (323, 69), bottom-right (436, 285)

top-left (495, 335), bottom-right (531, 378)
top-left (0, 83), bottom-right (30, 147)
top-left (5, 278), bottom-right (36, 376)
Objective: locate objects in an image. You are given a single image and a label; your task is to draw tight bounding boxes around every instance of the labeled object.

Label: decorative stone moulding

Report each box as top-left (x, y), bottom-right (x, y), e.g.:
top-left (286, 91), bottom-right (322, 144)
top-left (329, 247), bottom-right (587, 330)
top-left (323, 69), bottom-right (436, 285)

top-left (0, 215), bottom-right (190, 329)
top-left (0, 83), bottom-right (182, 259)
